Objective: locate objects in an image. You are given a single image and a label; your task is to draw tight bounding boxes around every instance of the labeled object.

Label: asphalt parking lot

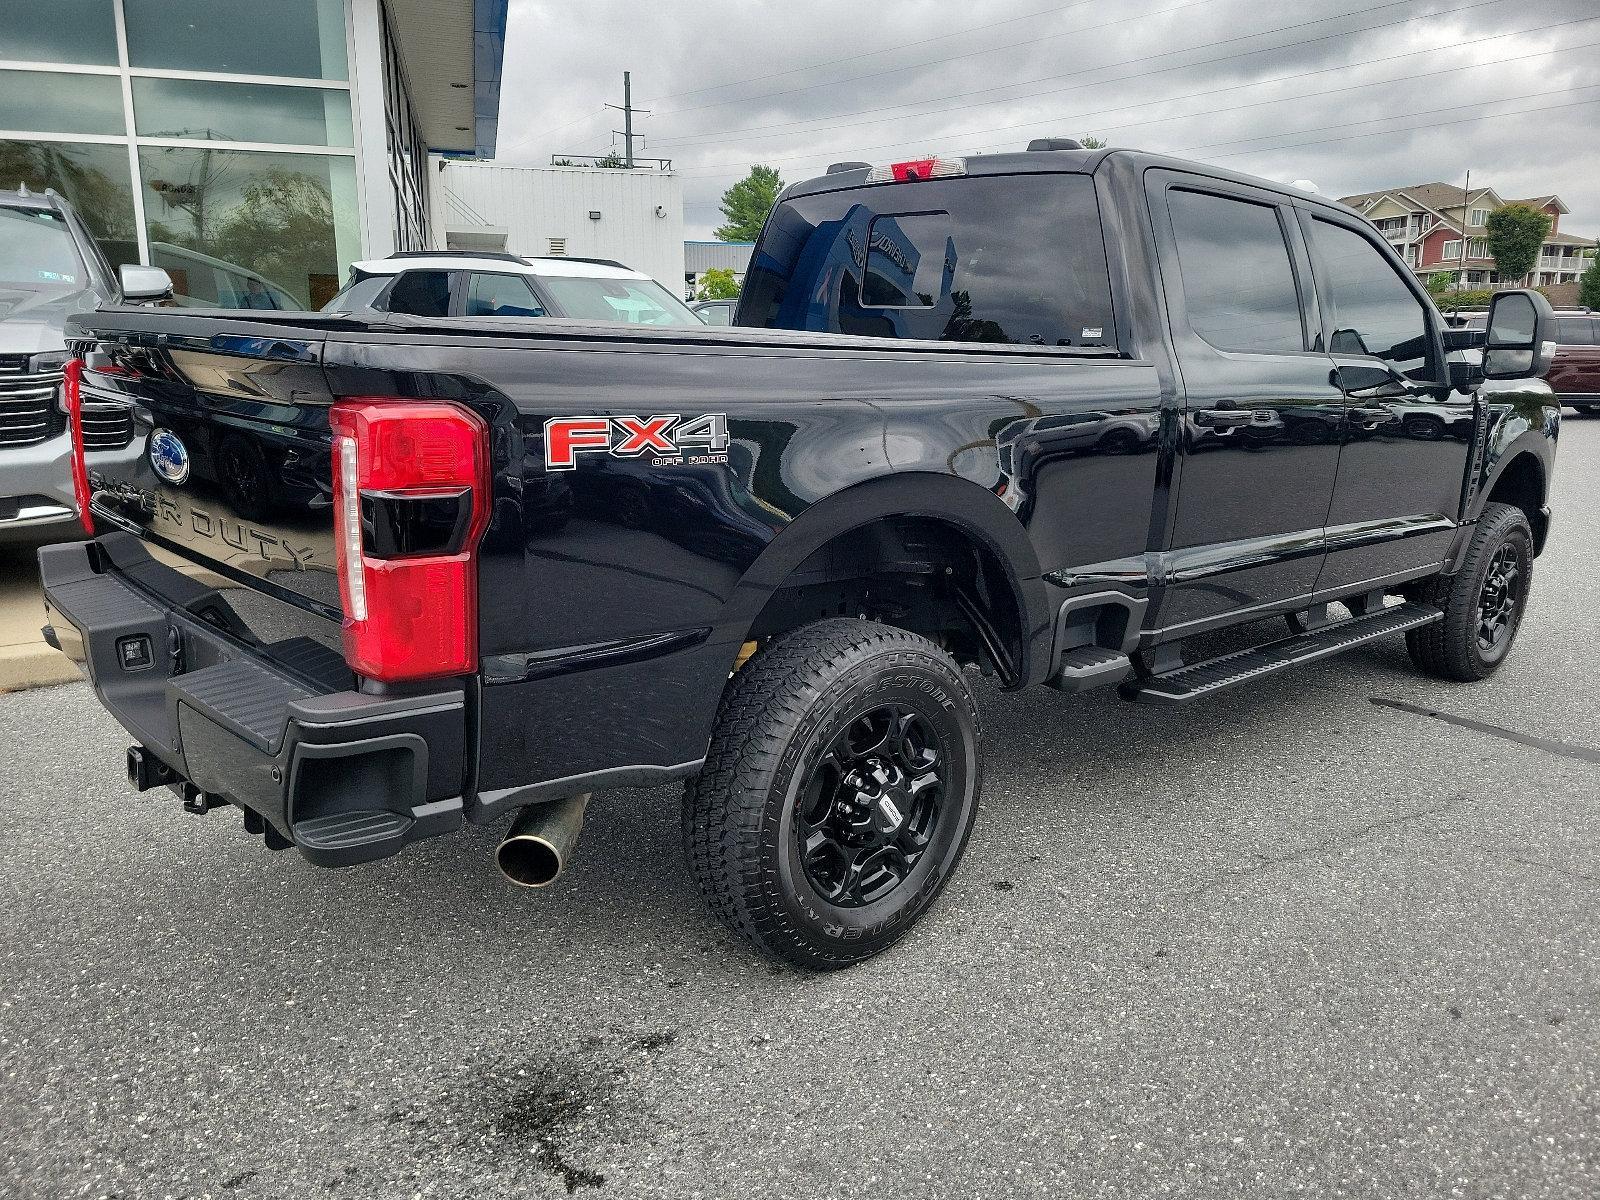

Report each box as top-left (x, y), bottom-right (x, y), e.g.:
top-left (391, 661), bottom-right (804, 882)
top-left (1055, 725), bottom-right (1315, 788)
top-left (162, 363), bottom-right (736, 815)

top-left (2, 416), bottom-right (1598, 1200)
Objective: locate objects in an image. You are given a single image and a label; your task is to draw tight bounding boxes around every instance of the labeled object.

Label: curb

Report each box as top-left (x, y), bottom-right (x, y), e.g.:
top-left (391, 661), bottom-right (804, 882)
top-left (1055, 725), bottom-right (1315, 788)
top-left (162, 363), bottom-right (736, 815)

top-left (0, 643), bottom-right (81, 693)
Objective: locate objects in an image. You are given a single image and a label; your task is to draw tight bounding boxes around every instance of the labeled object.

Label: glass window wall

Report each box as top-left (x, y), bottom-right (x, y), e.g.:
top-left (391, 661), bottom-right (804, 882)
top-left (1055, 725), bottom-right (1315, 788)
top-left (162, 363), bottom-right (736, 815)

top-left (0, 139), bottom-right (138, 267)
top-left (123, 0), bottom-right (348, 80)
top-left (0, 0), bottom-right (118, 66)
top-left (132, 78), bottom-right (353, 147)
top-left (0, 70), bottom-right (123, 136)
top-left (139, 147), bottom-right (360, 309)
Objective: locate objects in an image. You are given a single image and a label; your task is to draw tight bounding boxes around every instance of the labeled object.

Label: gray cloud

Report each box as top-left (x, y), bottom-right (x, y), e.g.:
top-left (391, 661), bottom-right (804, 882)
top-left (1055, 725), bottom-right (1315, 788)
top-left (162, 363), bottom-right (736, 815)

top-left (498, 0), bottom-right (1600, 239)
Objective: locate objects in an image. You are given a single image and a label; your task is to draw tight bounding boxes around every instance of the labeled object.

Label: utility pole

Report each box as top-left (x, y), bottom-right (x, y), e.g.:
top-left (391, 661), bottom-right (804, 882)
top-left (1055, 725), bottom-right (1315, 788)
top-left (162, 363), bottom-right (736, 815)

top-left (606, 71), bottom-right (649, 168)
top-left (1457, 168), bottom-right (1470, 294)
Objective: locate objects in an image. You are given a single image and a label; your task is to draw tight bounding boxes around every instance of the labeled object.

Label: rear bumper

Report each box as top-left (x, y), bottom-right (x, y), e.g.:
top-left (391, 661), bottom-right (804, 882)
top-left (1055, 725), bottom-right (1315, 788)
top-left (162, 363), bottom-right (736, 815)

top-left (39, 534), bottom-right (466, 866)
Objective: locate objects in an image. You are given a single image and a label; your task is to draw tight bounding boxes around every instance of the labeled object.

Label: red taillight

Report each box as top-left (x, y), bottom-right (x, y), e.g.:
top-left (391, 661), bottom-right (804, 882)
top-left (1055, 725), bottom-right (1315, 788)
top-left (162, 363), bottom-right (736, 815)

top-left (328, 398), bottom-right (490, 683)
top-left (63, 357), bottom-right (93, 536)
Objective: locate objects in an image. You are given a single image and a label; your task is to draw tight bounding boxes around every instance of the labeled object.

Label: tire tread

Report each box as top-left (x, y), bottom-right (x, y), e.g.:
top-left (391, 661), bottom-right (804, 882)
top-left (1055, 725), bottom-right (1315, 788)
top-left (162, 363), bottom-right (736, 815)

top-left (683, 619), bottom-right (979, 970)
top-left (1406, 502), bottom-right (1532, 681)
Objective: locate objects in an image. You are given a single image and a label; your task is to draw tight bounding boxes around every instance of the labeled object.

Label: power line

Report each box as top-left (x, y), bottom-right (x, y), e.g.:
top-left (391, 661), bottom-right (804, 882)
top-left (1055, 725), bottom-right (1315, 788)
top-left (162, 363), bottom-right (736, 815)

top-left (499, 106), bottom-right (610, 156)
top-left (1176, 82), bottom-right (1599, 155)
top-left (1191, 96), bottom-right (1600, 160)
top-left (637, 0), bottom-right (1102, 108)
top-left (672, 24), bottom-right (1596, 179)
top-left (658, 0), bottom-right (1509, 152)
top-left (674, 2), bottom-right (1566, 178)
top-left (649, 0), bottom-right (1229, 120)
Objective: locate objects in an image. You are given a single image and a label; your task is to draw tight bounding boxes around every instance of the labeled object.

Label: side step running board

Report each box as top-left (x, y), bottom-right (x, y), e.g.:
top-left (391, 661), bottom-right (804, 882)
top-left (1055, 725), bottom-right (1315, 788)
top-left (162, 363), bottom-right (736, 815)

top-left (1123, 602), bottom-right (1443, 704)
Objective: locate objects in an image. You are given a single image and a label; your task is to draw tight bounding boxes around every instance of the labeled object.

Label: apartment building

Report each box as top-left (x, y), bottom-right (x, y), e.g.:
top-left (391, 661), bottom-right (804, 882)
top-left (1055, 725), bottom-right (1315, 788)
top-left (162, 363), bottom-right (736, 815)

top-left (1338, 182), bottom-right (1596, 294)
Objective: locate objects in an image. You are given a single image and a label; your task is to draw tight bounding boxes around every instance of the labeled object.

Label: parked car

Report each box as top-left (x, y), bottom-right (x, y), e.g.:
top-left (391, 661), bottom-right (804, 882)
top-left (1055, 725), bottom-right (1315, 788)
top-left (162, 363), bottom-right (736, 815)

top-left (692, 298), bottom-right (736, 325)
top-left (40, 146), bottom-right (1559, 971)
top-left (0, 186), bottom-right (171, 542)
top-left (324, 251), bottom-right (704, 327)
top-left (1545, 311), bottom-right (1600, 413)
top-left (150, 241), bottom-right (302, 311)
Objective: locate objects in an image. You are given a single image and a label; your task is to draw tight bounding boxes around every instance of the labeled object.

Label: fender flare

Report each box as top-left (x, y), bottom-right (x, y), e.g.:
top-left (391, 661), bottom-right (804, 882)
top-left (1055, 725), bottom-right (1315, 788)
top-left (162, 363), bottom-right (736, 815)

top-left (1470, 428), bottom-right (1551, 522)
top-left (714, 473), bottom-right (1053, 683)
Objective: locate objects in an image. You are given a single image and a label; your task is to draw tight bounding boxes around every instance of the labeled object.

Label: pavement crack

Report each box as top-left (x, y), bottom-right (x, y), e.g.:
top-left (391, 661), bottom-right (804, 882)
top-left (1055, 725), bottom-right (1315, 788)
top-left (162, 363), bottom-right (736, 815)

top-left (1178, 804), bottom-right (1451, 900)
top-left (1371, 697), bottom-right (1600, 766)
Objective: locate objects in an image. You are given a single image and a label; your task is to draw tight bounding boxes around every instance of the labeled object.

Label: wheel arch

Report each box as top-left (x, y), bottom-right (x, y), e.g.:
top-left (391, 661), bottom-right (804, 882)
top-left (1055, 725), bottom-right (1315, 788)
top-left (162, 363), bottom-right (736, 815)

top-left (717, 473), bottom-right (1052, 687)
top-left (1476, 443), bottom-right (1550, 553)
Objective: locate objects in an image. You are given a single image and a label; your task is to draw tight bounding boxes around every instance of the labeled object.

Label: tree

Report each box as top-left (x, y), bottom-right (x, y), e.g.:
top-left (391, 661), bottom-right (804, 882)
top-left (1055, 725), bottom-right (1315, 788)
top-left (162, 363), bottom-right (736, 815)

top-left (1425, 270), bottom-right (1457, 297)
top-left (696, 267), bottom-right (740, 300)
top-left (1484, 203), bottom-right (1552, 285)
top-left (715, 165), bottom-right (784, 242)
top-left (1580, 253), bottom-right (1600, 309)
top-left (595, 150), bottom-right (627, 169)
top-left (1076, 135), bottom-right (1107, 149)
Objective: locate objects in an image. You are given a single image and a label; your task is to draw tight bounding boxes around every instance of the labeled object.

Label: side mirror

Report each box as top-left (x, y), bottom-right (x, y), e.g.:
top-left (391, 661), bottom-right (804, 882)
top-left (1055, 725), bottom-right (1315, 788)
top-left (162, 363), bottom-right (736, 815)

top-left (1482, 288), bottom-right (1555, 380)
top-left (119, 263), bottom-right (174, 302)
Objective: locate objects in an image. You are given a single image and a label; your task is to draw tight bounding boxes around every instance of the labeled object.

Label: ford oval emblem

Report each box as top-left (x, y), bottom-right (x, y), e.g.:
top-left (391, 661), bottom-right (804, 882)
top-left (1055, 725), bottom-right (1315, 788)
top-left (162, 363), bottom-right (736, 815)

top-left (149, 429), bottom-right (191, 485)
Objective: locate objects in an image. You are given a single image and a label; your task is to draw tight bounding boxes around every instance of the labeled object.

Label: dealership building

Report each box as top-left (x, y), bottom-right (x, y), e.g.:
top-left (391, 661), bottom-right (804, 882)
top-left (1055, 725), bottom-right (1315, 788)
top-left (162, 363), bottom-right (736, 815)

top-left (0, 0), bottom-right (506, 309)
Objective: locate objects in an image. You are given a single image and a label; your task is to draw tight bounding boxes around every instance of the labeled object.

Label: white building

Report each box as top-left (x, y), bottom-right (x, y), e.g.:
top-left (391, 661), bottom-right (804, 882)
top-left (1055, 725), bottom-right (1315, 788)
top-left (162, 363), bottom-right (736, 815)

top-left (685, 239), bottom-right (755, 299)
top-left (429, 158), bottom-right (685, 289)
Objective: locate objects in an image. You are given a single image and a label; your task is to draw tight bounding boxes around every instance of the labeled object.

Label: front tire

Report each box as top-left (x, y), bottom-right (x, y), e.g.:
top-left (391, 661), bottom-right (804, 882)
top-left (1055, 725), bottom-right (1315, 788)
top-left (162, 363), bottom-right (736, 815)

top-left (683, 619), bottom-right (982, 970)
top-left (1406, 502), bottom-right (1533, 681)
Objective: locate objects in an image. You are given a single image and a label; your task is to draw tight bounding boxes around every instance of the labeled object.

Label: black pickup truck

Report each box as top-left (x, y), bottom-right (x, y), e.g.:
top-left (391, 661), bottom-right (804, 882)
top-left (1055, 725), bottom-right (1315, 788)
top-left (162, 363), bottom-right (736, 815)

top-left (40, 146), bottom-right (1560, 970)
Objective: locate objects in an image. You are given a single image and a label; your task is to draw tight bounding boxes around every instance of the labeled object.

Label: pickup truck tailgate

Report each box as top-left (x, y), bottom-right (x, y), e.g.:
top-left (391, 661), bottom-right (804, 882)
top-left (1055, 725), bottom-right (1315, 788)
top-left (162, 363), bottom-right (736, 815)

top-left (77, 311), bottom-right (341, 618)
top-left (46, 309), bottom-right (469, 865)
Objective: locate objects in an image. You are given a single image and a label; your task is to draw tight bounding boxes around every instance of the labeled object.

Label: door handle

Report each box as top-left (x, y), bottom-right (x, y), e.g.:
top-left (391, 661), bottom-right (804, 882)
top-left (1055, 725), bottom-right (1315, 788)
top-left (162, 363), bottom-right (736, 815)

top-left (1193, 408), bottom-right (1257, 429)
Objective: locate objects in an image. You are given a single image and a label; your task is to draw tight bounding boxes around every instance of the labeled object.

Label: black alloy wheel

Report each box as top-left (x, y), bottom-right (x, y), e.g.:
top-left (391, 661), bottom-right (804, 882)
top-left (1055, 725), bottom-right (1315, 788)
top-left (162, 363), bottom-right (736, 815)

top-left (684, 619), bottom-right (982, 970)
top-left (1406, 501), bottom-right (1533, 681)
top-left (795, 703), bottom-right (946, 908)
top-left (1475, 543), bottom-right (1523, 656)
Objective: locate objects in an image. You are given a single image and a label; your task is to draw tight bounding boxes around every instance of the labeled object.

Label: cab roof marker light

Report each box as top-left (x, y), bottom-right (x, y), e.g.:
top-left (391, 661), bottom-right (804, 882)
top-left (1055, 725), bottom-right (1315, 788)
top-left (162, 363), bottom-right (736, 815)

top-left (863, 156), bottom-right (967, 185)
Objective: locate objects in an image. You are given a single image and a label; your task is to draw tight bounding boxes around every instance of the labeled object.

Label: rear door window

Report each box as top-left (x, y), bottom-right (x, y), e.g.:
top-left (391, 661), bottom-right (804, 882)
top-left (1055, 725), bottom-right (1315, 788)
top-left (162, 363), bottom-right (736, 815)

top-left (741, 174), bottom-right (1114, 348)
top-left (1167, 189), bottom-right (1307, 354)
top-left (464, 272), bottom-right (545, 317)
top-left (382, 270), bottom-right (453, 317)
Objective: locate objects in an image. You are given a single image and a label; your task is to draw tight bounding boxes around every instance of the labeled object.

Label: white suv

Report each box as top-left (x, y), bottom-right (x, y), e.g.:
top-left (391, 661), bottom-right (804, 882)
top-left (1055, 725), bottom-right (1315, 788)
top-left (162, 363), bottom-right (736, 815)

top-left (324, 252), bottom-right (703, 327)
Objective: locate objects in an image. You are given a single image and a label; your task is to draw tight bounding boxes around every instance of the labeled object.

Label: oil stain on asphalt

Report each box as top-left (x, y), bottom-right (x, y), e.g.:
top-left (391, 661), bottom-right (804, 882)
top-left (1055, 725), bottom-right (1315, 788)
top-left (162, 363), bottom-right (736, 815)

top-left (373, 1026), bottom-right (680, 1194)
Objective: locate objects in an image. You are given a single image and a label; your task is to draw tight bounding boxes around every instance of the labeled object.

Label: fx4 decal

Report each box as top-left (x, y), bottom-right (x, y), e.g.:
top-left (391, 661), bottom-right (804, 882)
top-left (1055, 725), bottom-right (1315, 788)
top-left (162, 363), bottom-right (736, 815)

top-left (543, 413), bottom-right (730, 470)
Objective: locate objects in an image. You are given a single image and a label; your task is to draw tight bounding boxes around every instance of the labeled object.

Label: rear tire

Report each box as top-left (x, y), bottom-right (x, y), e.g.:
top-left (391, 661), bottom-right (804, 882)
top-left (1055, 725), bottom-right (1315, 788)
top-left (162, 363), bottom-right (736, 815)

top-left (1406, 502), bottom-right (1533, 681)
top-left (683, 619), bottom-right (982, 970)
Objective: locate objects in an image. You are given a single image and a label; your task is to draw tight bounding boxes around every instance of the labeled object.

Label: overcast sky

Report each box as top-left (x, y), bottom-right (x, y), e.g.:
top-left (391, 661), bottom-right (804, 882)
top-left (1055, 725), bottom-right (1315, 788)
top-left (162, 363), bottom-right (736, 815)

top-left (497, 0), bottom-right (1600, 241)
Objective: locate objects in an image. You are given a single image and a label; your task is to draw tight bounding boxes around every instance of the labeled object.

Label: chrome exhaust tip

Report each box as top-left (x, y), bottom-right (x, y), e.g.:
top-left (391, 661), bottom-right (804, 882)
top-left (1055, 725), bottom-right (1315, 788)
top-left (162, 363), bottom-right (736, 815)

top-left (495, 793), bottom-right (591, 887)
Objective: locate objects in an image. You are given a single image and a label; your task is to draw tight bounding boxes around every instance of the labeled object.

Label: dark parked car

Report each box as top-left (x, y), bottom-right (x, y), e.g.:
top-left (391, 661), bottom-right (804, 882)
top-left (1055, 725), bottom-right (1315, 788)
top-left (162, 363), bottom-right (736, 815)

top-left (40, 145), bottom-right (1559, 971)
top-left (0, 187), bottom-right (171, 541)
top-left (1545, 312), bottom-right (1600, 412)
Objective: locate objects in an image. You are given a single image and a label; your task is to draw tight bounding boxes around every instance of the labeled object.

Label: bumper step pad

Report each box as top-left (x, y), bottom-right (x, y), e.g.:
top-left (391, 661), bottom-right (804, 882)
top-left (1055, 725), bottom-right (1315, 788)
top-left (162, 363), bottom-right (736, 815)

top-left (171, 660), bottom-right (311, 753)
top-left (1124, 602), bottom-right (1443, 704)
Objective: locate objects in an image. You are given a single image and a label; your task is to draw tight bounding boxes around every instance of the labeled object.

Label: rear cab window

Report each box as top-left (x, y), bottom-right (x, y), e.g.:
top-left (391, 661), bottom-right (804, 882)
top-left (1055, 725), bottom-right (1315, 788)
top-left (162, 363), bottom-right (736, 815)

top-left (741, 173), bottom-right (1115, 349)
